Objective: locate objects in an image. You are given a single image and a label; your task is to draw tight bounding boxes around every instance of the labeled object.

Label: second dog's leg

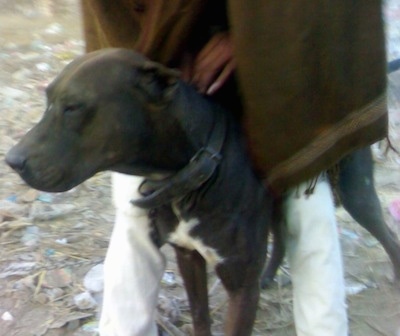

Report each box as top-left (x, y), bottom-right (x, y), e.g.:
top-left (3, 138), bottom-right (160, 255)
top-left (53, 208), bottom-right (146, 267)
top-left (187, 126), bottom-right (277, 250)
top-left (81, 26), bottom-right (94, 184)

top-left (338, 147), bottom-right (400, 280)
top-left (260, 220), bottom-right (285, 288)
top-left (174, 247), bottom-right (212, 336)
top-left (261, 198), bottom-right (285, 288)
top-left (99, 174), bottom-right (166, 336)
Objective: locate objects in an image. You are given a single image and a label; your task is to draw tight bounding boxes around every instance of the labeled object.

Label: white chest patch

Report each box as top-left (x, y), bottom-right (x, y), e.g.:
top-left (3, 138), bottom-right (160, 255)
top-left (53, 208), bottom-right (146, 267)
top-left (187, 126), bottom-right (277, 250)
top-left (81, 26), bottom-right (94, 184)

top-left (168, 218), bottom-right (224, 266)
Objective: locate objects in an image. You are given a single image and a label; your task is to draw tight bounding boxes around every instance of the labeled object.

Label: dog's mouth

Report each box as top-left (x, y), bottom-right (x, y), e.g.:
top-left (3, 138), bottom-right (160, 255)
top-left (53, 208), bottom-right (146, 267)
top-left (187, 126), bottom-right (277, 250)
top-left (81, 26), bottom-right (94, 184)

top-left (14, 165), bottom-right (76, 193)
top-left (6, 150), bottom-right (92, 193)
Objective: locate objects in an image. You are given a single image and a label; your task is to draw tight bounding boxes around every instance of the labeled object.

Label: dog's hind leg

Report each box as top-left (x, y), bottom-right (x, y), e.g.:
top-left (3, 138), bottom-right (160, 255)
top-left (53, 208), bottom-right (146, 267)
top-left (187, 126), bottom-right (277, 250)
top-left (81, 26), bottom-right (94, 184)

top-left (174, 246), bottom-right (212, 336)
top-left (338, 147), bottom-right (400, 280)
top-left (260, 220), bottom-right (285, 288)
top-left (261, 198), bottom-right (285, 288)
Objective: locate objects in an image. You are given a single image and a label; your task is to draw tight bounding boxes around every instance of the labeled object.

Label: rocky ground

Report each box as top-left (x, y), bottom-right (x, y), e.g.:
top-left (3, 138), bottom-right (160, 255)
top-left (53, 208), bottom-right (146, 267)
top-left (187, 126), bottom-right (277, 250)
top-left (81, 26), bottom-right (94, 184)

top-left (0, 1), bottom-right (399, 335)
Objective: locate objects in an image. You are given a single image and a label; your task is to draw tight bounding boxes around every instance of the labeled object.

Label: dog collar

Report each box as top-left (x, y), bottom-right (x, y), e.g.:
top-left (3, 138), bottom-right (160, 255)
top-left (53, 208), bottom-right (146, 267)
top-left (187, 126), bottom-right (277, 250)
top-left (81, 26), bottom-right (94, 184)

top-left (131, 111), bottom-right (227, 209)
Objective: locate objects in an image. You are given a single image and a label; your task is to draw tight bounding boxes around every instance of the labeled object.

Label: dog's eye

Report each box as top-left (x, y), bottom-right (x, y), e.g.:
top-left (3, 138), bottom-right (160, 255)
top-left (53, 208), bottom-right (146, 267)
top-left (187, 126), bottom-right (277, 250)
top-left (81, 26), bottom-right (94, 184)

top-left (63, 104), bottom-right (82, 114)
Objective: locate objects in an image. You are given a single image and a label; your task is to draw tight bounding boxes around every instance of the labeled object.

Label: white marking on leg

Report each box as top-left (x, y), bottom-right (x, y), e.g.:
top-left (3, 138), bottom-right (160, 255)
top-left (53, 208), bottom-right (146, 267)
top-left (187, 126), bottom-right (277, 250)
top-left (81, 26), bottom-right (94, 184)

top-left (99, 173), bottom-right (165, 336)
top-left (168, 217), bottom-right (224, 266)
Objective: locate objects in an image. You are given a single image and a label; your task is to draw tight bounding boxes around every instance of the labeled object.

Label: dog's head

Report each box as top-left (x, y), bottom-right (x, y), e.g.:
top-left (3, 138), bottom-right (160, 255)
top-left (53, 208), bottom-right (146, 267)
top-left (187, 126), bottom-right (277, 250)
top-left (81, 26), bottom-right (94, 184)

top-left (5, 49), bottom-right (191, 192)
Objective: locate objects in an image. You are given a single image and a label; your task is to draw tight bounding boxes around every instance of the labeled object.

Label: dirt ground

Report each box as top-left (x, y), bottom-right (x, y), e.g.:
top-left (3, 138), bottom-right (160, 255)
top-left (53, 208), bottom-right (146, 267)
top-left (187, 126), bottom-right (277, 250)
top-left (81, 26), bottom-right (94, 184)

top-left (0, 1), bottom-right (399, 335)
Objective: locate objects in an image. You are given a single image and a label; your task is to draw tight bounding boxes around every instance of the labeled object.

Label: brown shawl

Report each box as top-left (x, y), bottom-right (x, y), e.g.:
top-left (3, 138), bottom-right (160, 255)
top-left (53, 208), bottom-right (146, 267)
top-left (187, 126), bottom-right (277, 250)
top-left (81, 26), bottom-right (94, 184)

top-left (81, 0), bottom-right (388, 193)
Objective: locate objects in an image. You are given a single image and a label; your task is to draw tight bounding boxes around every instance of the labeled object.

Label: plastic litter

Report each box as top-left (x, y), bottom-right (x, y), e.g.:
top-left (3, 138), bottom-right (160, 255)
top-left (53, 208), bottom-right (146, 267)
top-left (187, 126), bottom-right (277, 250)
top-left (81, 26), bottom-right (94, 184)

top-left (1, 311), bottom-right (13, 321)
top-left (389, 199), bottom-right (400, 221)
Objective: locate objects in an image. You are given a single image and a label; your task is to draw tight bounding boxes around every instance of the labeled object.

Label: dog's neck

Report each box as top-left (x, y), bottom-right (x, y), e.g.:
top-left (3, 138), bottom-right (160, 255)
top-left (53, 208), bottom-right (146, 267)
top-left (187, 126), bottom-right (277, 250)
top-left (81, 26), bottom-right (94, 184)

top-left (112, 82), bottom-right (228, 179)
top-left (131, 85), bottom-right (227, 209)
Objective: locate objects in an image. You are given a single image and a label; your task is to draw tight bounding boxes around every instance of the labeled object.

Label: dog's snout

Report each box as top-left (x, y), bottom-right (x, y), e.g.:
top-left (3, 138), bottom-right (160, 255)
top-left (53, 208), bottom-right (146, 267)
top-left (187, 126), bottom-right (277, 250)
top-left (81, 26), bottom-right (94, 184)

top-left (5, 149), bottom-right (27, 173)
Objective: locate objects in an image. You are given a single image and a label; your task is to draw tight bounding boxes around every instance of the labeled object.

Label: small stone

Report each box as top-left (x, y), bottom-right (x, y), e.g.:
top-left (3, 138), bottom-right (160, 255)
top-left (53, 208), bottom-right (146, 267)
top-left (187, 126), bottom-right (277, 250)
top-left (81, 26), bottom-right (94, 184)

top-left (36, 62), bottom-right (51, 72)
top-left (83, 264), bottom-right (104, 293)
top-left (1, 311), bottom-right (13, 321)
top-left (55, 238), bottom-right (68, 245)
top-left (66, 319), bottom-right (80, 330)
top-left (74, 292), bottom-right (97, 310)
top-left (21, 226), bottom-right (40, 247)
top-left (157, 295), bottom-right (180, 323)
top-left (37, 193), bottom-right (53, 203)
top-left (43, 268), bottom-right (72, 288)
top-left (45, 287), bottom-right (65, 301)
top-left (35, 292), bottom-right (49, 304)
top-left (346, 281), bottom-right (368, 296)
top-left (45, 23), bottom-right (63, 35)
top-left (92, 291), bottom-right (103, 307)
top-left (45, 248), bottom-right (56, 257)
top-left (161, 270), bottom-right (177, 287)
top-left (81, 320), bottom-right (99, 333)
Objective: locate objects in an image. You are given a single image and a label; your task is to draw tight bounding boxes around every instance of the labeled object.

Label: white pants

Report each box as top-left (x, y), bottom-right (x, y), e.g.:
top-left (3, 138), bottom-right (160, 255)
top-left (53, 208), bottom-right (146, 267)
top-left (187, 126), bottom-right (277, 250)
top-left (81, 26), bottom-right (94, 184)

top-left (99, 173), bottom-right (165, 336)
top-left (284, 175), bottom-right (348, 336)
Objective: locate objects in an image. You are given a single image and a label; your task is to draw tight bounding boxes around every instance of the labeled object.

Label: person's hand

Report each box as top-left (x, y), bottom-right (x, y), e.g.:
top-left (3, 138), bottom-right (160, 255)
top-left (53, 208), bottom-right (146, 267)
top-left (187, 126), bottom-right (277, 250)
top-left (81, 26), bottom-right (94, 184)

top-left (181, 32), bottom-right (235, 95)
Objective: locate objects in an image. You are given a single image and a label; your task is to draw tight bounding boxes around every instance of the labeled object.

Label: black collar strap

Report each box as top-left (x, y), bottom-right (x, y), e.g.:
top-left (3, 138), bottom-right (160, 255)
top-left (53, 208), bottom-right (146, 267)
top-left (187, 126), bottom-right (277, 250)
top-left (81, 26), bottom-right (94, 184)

top-left (130, 111), bottom-right (227, 209)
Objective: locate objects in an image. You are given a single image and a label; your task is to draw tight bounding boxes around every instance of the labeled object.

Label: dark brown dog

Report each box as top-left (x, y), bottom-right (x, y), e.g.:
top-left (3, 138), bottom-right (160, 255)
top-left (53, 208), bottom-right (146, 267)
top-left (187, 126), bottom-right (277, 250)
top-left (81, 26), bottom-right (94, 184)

top-left (6, 48), bottom-right (274, 336)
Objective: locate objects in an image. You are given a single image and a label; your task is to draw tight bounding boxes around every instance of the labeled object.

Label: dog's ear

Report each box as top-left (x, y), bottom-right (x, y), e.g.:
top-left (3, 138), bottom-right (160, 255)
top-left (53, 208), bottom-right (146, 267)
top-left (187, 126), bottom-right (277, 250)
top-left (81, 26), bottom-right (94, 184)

top-left (136, 61), bottom-right (181, 103)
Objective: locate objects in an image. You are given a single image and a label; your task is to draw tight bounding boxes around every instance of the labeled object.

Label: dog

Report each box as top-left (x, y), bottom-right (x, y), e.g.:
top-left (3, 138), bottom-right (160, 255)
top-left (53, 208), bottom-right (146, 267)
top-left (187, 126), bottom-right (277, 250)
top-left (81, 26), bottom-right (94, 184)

top-left (5, 48), bottom-right (274, 335)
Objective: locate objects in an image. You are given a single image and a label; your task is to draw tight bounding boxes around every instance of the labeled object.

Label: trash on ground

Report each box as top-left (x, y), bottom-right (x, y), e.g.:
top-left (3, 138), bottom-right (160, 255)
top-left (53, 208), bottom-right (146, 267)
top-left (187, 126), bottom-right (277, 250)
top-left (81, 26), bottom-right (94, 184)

top-left (388, 199), bottom-right (400, 221)
top-left (1, 311), bottom-right (14, 321)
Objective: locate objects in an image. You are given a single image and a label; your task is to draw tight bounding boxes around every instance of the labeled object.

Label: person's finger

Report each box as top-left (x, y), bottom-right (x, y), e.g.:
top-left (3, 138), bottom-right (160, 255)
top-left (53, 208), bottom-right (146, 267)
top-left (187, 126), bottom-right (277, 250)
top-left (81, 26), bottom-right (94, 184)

top-left (194, 37), bottom-right (232, 76)
top-left (206, 59), bottom-right (236, 95)
top-left (192, 48), bottom-right (232, 91)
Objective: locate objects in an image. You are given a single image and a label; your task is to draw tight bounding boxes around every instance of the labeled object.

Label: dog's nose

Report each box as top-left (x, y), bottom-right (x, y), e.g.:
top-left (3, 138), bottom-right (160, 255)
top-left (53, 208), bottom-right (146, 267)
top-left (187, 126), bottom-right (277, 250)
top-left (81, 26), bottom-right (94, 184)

top-left (5, 149), bottom-right (27, 173)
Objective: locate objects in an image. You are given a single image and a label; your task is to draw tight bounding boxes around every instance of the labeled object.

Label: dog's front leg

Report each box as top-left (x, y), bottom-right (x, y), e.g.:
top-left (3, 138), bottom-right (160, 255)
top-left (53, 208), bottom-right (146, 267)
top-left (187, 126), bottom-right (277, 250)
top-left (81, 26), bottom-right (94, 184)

top-left (174, 246), bottom-right (212, 336)
top-left (216, 259), bottom-right (263, 336)
top-left (99, 173), bottom-right (166, 336)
